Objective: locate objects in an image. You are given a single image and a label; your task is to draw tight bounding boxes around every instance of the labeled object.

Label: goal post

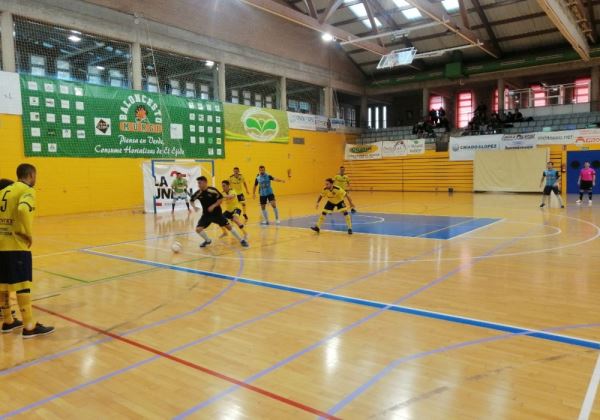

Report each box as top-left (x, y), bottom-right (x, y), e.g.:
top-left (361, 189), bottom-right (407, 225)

top-left (142, 159), bottom-right (215, 213)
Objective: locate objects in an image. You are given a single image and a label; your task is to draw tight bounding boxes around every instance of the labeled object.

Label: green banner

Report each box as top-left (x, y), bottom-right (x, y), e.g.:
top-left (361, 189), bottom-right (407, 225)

top-left (20, 75), bottom-right (225, 159)
top-left (224, 103), bottom-right (289, 143)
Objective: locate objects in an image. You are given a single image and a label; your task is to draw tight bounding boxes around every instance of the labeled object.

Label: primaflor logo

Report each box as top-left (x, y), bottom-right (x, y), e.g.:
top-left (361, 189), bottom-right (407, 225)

top-left (241, 108), bottom-right (279, 141)
top-left (119, 94), bottom-right (163, 133)
top-left (350, 144), bottom-right (379, 155)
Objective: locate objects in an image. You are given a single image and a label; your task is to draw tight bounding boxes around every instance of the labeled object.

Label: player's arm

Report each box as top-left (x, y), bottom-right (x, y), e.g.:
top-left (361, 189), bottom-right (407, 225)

top-left (243, 180), bottom-right (250, 194)
top-left (208, 189), bottom-right (223, 212)
top-left (315, 193), bottom-right (323, 209)
top-left (540, 172), bottom-right (545, 188)
top-left (271, 175), bottom-right (285, 183)
top-left (555, 171), bottom-right (561, 187)
top-left (16, 190), bottom-right (35, 247)
top-left (252, 179), bottom-right (258, 198)
top-left (578, 172), bottom-right (582, 185)
top-left (190, 191), bottom-right (200, 211)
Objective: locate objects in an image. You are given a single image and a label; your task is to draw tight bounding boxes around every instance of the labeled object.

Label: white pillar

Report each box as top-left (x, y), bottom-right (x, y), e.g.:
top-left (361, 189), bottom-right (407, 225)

top-left (1, 12), bottom-right (16, 72)
top-left (279, 76), bottom-right (286, 111)
top-left (422, 87), bottom-right (429, 118)
top-left (132, 41), bottom-right (142, 90)
top-left (324, 86), bottom-right (333, 118)
top-left (216, 62), bottom-right (225, 101)
top-left (498, 79), bottom-right (505, 114)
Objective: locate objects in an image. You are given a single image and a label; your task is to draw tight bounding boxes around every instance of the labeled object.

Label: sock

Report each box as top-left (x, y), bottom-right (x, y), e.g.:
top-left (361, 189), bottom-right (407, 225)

top-left (229, 228), bottom-right (243, 241)
top-left (186, 202), bottom-right (190, 210)
top-left (172, 202), bottom-right (176, 211)
top-left (1, 292), bottom-right (14, 324)
top-left (580, 192), bottom-right (584, 200)
top-left (198, 230), bottom-right (210, 241)
top-left (261, 208), bottom-right (268, 222)
top-left (273, 207), bottom-right (279, 220)
top-left (16, 291), bottom-right (34, 330)
top-left (316, 213), bottom-right (326, 228)
top-left (344, 212), bottom-right (353, 229)
top-left (590, 193), bottom-right (593, 200)
top-left (556, 195), bottom-right (563, 206)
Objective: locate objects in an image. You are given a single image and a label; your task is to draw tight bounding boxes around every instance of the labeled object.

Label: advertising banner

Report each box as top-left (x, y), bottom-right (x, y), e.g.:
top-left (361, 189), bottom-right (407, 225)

top-left (0, 71), bottom-right (22, 115)
top-left (380, 139), bottom-right (425, 157)
top-left (345, 142), bottom-right (382, 160)
top-left (224, 103), bottom-right (289, 143)
top-left (287, 112), bottom-right (316, 131)
top-left (21, 75), bottom-right (224, 158)
top-left (142, 162), bottom-right (202, 213)
top-left (449, 135), bottom-right (502, 161)
top-left (500, 133), bottom-right (537, 150)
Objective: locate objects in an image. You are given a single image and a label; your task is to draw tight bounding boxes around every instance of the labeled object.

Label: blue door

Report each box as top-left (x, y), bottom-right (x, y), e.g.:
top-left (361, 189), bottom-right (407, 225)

top-left (566, 151), bottom-right (600, 193)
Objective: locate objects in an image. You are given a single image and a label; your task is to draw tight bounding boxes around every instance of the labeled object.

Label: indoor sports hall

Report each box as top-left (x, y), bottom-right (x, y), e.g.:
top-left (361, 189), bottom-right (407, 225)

top-left (1, 1), bottom-right (600, 419)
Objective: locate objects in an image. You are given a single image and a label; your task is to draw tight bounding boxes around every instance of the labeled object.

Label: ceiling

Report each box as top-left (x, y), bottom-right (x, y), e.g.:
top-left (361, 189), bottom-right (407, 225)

top-left (283, 0), bottom-right (600, 79)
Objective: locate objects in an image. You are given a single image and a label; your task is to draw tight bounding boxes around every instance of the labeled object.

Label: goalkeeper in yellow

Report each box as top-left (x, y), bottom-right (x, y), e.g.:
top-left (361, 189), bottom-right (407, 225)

top-left (310, 178), bottom-right (353, 235)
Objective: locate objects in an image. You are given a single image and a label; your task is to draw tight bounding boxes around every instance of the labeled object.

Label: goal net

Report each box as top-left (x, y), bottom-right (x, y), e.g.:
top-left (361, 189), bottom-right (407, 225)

top-left (142, 159), bottom-right (215, 213)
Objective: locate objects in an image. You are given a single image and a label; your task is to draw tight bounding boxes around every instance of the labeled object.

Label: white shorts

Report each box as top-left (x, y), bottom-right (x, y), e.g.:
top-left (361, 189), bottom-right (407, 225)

top-left (173, 193), bottom-right (189, 202)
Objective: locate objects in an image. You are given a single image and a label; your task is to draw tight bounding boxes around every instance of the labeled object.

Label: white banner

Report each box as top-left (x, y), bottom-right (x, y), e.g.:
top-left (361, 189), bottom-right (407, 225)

top-left (381, 139), bottom-right (425, 157)
top-left (316, 115), bottom-right (329, 132)
top-left (287, 112), bottom-right (316, 131)
top-left (533, 129), bottom-right (600, 145)
top-left (345, 143), bottom-right (382, 160)
top-left (449, 135), bottom-right (502, 161)
top-left (330, 118), bottom-right (346, 130)
top-left (500, 133), bottom-right (537, 150)
top-left (142, 162), bottom-right (202, 213)
top-left (406, 139), bottom-right (426, 155)
top-left (0, 71), bottom-right (22, 115)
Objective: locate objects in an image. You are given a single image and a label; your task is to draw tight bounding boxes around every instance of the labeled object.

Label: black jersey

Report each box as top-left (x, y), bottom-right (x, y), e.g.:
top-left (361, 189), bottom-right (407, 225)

top-left (191, 187), bottom-right (223, 213)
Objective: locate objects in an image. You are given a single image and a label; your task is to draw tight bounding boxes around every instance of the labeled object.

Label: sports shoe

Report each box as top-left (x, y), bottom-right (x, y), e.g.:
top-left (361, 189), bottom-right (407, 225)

top-left (275, 220), bottom-right (280, 225)
top-left (348, 229), bottom-right (353, 235)
top-left (351, 208), bottom-right (357, 214)
top-left (199, 239), bottom-right (212, 248)
top-left (561, 205), bottom-right (565, 208)
top-left (243, 214), bottom-right (248, 221)
top-left (22, 323), bottom-right (55, 339)
top-left (539, 203), bottom-right (545, 208)
top-left (2, 318), bottom-right (23, 333)
top-left (240, 240), bottom-right (249, 248)
top-left (576, 199), bottom-right (582, 204)
top-left (589, 200), bottom-right (593, 206)
top-left (261, 220), bottom-right (269, 226)
top-left (310, 226), bottom-right (320, 233)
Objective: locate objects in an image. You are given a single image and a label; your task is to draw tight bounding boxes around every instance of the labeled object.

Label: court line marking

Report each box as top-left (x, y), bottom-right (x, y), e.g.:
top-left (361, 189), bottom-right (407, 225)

top-left (579, 352), bottom-right (600, 420)
top-left (14, 306), bottom-right (336, 420)
top-left (326, 323), bottom-right (600, 418)
top-left (446, 218), bottom-right (506, 240)
top-left (82, 249), bottom-right (600, 350)
top-left (466, 221), bottom-right (562, 240)
top-left (415, 218), bottom-right (484, 238)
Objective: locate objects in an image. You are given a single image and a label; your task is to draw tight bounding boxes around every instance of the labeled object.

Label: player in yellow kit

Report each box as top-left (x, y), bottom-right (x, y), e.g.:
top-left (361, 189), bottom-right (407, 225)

top-left (310, 178), bottom-right (353, 235)
top-left (0, 164), bottom-right (54, 337)
top-left (332, 166), bottom-right (357, 213)
top-left (228, 167), bottom-right (250, 221)
top-left (221, 180), bottom-right (247, 238)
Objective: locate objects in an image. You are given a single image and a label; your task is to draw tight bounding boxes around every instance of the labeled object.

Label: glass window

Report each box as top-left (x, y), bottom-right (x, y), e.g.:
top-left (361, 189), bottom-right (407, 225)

top-left (530, 85), bottom-right (547, 107)
top-left (375, 107), bottom-right (380, 129)
top-left (344, 0), bottom-right (382, 29)
top-left (457, 92), bottom-right (473, 128)
top-left (429, 95), bottom-right (444, 112)
top-left (493, 89), bottom-right (509, 113)
top-left (226, 64), bottom-right (279, 108)
top-left (382, 106), bottom-right (387, 129)
top-left (574, 78), bottom-right (591, 104)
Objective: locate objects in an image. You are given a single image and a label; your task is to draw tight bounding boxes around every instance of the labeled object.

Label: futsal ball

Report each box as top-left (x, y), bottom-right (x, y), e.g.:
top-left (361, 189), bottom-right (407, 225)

top-left (171, 241), bottom-right (183, 253)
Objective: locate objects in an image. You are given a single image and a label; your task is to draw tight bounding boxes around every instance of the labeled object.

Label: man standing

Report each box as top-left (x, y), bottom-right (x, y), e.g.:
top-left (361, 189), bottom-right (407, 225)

top-left (221, 180), bottom-right (247, 237)
top-left (310, 178), bottom-right (353, 235)
top-left (191, 176), bottom-right (248, 248)
top-left (0, 164), bottom-right (54, 337)
top-left (171, 172), bottom-right (191, 213)
top-left (252, 165), bottom-right (285, 225)
top-left (576, 161), bottom-right (596, 205)
top-left (539, 162), bottom-right (564, 208)
top-left (229, 167), bottom-right (250, 221)
top-left (333, 166), bottom-right (357, 213)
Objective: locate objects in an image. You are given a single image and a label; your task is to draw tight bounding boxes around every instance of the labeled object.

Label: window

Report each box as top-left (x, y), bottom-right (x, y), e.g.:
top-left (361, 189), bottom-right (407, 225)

top-left (382, 106), bottom-right (387, 129)
top-left (429, 95), bottom-right (444, 112)
top-left (457, 92), bottom-right (473, 128)
top-left (530, 84), bottom-right (547, 107)
top-left (368, 107), bottom-right (372, 128)
top-left (574, 78), bottom-right (591, 104)
top-left (493, 88), bottom-right (509, 113)
top-left (441, 0), bottom-right (459, 12)
top-left (375, 107), bottom-right (380, 129)
top-left (345, 0), bottom-right (382, 29)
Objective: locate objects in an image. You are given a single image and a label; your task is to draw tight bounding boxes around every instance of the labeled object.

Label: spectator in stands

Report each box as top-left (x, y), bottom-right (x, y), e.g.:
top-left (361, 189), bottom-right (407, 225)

top-left (429, 108), bottom-right (438, 125)
top-left (438, 107), bottom-right (446, 120)
top-left (489, 113), bottom-right (503, 133)
top-left (514, 108), bottom-right (524, 122)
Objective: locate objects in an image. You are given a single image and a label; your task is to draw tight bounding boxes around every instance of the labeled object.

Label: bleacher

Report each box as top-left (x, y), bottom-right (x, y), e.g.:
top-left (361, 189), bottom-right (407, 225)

top-left (497, 111), bottom-right (600, 134)
top-left (358, 126), bottom-right (447, 143)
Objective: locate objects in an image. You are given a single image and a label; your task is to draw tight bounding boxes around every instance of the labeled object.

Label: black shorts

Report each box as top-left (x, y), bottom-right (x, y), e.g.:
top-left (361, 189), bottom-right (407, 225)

top-left (223, 209), bottom-right (242, 220)
top-left (0, 251), bottom-right (33, 291)
top-left (197, 211), bottom-right (229, 229)
top-left (324, 201), bottom-right (346, 212)
top-left (259, 194), bottom-right (276, 205)
top-left (236, 194), bottom-right (246, 203)
top-left (580, 180), bottom-right (594, 191)
top-left (543, 185), bottom-right (560, 196)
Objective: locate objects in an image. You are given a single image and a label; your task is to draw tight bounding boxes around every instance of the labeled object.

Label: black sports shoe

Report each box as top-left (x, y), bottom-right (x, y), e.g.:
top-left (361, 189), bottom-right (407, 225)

top-left (561, 205), bottom-right (565, 208)
top-left (199, 239), bottom-right (212, 248)
top-left (240, 240), bottom-right (249, 248)
top-left (2, 318), bottom-right (23, 333)
top-left (351, 208), bottom-right (357, 214)
top-left (244, 214), bottom-right (248, 221)
top-left (310, 226), bottom-right (320, 233)
top-left (348, 229), bottom-right (353, 235)
top-left (22, 323), bottom-right (55, 339)
top-left (539, 203), bottom-right (545, 208)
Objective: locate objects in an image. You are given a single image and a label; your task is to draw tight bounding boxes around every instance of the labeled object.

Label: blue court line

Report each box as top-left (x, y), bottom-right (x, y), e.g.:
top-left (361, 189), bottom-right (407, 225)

top-left (324, 322), bottom-right (600, 417)
top-left (80, 249), bottom-right (600, 350)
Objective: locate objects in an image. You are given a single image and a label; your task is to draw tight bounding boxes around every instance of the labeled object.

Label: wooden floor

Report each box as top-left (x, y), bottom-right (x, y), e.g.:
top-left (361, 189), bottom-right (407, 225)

top-left (1, 191), bottom-right (600, 419)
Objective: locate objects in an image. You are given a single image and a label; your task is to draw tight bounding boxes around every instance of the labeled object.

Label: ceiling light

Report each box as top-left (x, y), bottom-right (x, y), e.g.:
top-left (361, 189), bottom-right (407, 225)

top-left (68, 35), bottom-right (81, 42)
top-left (70, 30), bottom-right (82, 34)
top-left (205, 60), bottom-right (215, 67)
top-left (96, 66), bottom-right (105, 70)
top-left (322, 33), bottom-right (334, 42)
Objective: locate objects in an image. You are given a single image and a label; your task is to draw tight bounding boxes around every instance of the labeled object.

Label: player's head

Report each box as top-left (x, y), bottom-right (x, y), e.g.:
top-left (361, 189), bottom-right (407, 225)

top-left (259, 165), bottom-right (266, 174)
top-left (233, 167), bottom-right (240, 175)
top-left (176, 172), bottom-right (183, 178)
top-left (0, 178), bottom-right (14, 191)
top-left (546, 162), bottom-right (553, 169)
top-left (339, 166), bottom-right (345, 175)
top-left (197, 176), bottom-right (208, 190)
top-left (17, 163), bottom-right (36, 187)
top-left (221, 179), bottom-right (231, 192)
top-left (584, 161), bottom-right (591, 168)
top-left (325, 178), bottom-right (334, 189)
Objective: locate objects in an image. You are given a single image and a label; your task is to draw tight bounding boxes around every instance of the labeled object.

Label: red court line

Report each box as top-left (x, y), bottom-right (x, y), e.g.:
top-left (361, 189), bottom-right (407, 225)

top-left (34, 305), bottom-right (341, 420)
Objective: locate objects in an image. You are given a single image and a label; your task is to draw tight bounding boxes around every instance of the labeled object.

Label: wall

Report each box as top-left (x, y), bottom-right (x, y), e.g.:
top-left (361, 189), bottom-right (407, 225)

top-left (0, 114), bottom-right (346, 216)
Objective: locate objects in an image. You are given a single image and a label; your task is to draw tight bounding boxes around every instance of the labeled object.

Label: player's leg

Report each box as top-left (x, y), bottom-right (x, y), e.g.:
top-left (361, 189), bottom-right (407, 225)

top-left (232, 211), bottom-right (247, 237)
top-left (222, 218), bottom-right (248, 247)
top-left (346, 191), bottom-right (357, 213)
top-left (260, 196), bottom-right (269, 225)
top-left (553, 186), bottom-right (564, 208)
top-left (0, 291), bottom-right (21, 332)
top-left (312, 202), bottom-right (333, 232)
top-left (589, 188), bottom-right (593, 205)
top-left (269, 195), bottom-right (280, 224)
top-left (172, 196), bottom-right (177, 213)
top-left (184, 196), bottom-right (191, 212)
top-left (340, 202), bottom-right (353, 234)
top-left (540, 187), bottom-right (549, 207)
top-left (577, 186), bottom-right (584, 203)
top-left (238, 194), bottom-right (248, 221)
top-left (196, 217), bottom-right (212, 247)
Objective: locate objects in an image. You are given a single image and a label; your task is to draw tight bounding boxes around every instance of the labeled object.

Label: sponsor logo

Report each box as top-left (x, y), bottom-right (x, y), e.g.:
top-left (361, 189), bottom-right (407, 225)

top-left (118, 94), bottom-right (163, 133)
top-left (95, 118), bottom-right (111, 135)
top-left (350, 145), bottom-right (379, 154)
top-left (241, 108), bottom-right (279, 141)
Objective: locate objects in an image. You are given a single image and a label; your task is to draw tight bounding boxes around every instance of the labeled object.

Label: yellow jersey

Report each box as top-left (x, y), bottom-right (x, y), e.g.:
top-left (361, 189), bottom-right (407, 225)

top-left (0, 181), bottom-right (36, 251)
top-left (222, 191), bottom-right (242, 213)
top-left (321, 186), bottom-right (346, 205)
top-left (333, 174), bottom-right (350, 190)
top-left (228, 174), bottom-right (246, 195)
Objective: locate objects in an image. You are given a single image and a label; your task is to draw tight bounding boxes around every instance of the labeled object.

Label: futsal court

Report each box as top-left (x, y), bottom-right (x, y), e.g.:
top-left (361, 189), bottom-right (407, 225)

top-left (1, 191), bottom-right (599, 419)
